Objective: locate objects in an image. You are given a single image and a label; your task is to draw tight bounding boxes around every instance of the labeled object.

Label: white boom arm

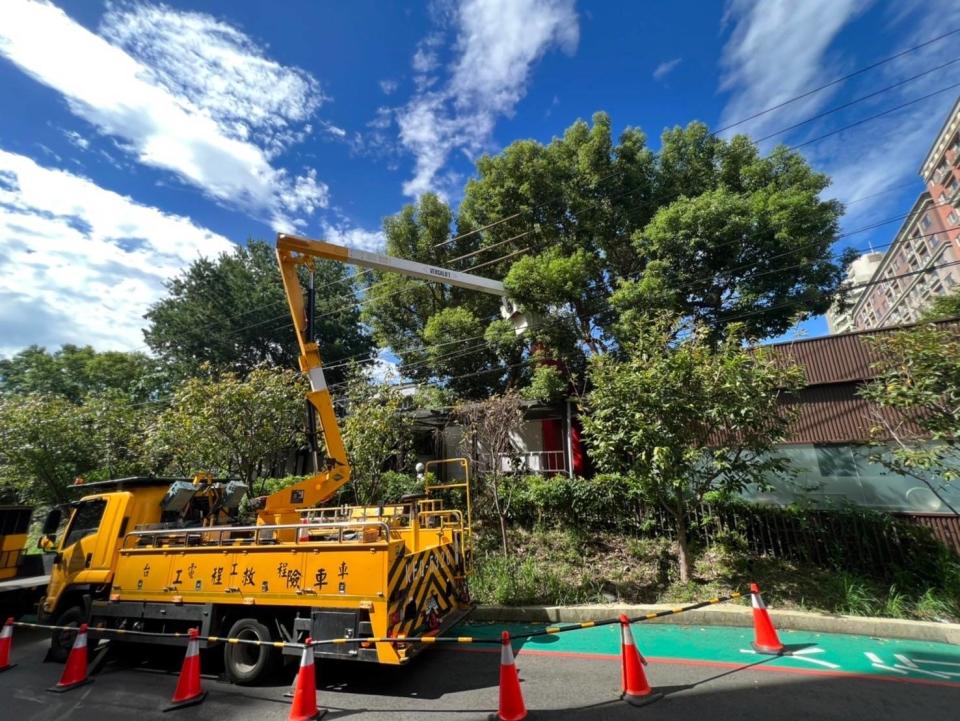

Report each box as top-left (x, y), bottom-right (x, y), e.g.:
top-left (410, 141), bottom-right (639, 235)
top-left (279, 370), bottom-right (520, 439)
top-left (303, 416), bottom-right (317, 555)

top-left (277, 233), bottom-right (507, 296)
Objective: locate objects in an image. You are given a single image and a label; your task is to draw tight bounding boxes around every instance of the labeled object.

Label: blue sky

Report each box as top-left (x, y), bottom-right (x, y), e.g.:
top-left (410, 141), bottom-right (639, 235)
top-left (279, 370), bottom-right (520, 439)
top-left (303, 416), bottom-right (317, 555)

top-left (1, 0), bottom-right (958, 358)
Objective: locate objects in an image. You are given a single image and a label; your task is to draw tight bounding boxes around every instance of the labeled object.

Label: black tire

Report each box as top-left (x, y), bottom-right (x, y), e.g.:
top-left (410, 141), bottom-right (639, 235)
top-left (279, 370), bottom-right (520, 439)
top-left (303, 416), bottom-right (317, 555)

top-left (49, 605), bottom-right (98, 662)
top-left (223, 618), bottom-right (278, 685)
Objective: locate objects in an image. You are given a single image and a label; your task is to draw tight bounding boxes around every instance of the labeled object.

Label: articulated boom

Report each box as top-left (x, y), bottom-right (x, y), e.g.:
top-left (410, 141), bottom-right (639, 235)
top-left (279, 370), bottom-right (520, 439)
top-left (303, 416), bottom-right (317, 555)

top-left (262, 233), bottom-right (507, 526)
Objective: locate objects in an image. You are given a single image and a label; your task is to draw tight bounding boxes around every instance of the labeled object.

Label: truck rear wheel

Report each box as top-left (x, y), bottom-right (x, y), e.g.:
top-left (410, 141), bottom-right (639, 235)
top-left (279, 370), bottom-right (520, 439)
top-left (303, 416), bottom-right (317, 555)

top-left (223, 618), bottom-right (277, 685)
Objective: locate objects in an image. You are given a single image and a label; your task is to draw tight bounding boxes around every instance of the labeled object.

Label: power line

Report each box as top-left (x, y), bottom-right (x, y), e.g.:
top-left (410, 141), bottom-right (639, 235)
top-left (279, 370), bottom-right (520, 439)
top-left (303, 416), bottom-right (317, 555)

top-left (433, 212), bottom-right (523, 249)
top-left (714, 26), bottom-right (960, 135)
top-left (756, 55), bottom-right (960, 143)
top-left (719, 256), bottom-right (960, 325)
top-left (788, 79), bottom-right (960, 150)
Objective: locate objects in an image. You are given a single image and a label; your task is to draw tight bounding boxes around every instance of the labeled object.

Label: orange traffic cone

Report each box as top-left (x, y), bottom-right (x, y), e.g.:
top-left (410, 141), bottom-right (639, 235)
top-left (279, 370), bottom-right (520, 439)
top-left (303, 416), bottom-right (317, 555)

top-left (48, 623), bottom-right (93, 692)
top-left (164, 627), bottom-right (207, 711)
top-left (750, 582), bottom-right (786, 655)
top-left (493, 631), bottom-right (527, 721)
top-left (619, 615), bottom-right (661, 706)
top-left (288, 638), bottom-right (325, 721)
top-left (0, 617), bottom-right (15, 672)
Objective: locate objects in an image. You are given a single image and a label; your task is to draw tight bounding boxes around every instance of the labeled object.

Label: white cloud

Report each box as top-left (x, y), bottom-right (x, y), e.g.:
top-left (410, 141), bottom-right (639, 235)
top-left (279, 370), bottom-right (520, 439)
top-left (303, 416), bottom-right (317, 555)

top-left (321, 223), bottom-right (386, 253)
top-left (396, 0), bottom-right (579, 198)
top-left (99, 2), bottom-right (325, 157)
top-left (717, 0), bottom-right (960, 227)
top-left (718, 0), bottom-right (865, 139)
top-left (318, 121), bottom-right (347, 139)
top-left (0, 149), bottom-right (234, 355)
top-left (652, 57), bottom-right (682, 81)
top-left (62, 129), bottom-right (89, 150)
top-left (0, 1), bottom-right (327, 230)
top-left (364, 350), bottom-right (400, 385)
top-left (380, 79), bottom-right (399, 95)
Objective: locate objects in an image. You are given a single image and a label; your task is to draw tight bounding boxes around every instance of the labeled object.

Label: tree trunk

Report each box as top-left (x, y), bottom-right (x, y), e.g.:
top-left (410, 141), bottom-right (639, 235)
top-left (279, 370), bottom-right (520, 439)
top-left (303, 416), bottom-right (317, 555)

top-left (491, 476), bottom-right (510, 555)
top-left (675, 508), bottom-right (694, 583)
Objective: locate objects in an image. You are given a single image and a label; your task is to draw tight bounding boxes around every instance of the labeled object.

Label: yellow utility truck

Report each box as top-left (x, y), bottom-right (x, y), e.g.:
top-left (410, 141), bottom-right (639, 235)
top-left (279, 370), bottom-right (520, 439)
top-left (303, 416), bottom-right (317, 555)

top-left (36, 233), bottom-right (510, 682)
top-left (0, 505), bottom-right (49, 616)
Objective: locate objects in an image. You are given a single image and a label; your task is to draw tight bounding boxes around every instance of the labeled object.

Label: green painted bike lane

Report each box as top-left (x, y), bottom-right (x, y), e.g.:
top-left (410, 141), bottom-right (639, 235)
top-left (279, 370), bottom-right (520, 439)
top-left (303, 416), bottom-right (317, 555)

top-left (456, 620), bottom-right (960, 687)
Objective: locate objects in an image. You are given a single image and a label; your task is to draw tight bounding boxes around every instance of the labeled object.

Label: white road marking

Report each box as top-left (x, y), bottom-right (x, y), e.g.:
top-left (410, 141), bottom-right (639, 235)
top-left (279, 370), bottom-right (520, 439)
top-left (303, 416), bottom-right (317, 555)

top-left (895, 654), bottom-right (917, 668)
top-left (739, 648), bottom-right (838, 669)
top-left (789, 656), bottom-right (840, 669)
top-left (892, 664), bottom-right (950, 679)
top-left (865, 652), bottom-right (909, 675)
top-left (910, 658), bottom-right (960, 668)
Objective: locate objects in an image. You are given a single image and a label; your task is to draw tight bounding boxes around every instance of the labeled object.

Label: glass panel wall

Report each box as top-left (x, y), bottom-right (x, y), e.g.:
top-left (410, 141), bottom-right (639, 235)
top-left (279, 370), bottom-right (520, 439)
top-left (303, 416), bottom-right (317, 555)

top-left (743, 443), bottom-right (960, 514)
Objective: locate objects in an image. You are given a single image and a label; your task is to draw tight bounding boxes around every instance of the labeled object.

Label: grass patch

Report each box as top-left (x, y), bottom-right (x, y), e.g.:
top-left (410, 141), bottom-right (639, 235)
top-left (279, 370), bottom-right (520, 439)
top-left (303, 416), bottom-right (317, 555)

top-left (469, 527), bottom-right (960, 623)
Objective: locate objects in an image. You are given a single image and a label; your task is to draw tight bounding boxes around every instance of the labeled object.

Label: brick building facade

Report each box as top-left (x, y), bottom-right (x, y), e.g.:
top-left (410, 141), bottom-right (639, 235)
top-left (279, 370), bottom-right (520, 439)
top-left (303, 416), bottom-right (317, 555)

top-left (839, 97), bottom-right (960, 332)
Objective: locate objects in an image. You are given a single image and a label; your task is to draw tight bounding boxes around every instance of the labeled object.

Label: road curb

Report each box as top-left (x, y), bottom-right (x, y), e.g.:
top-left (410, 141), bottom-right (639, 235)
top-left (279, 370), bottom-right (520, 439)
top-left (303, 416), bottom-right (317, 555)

top-left (471, 603), bottom-right (960, 645)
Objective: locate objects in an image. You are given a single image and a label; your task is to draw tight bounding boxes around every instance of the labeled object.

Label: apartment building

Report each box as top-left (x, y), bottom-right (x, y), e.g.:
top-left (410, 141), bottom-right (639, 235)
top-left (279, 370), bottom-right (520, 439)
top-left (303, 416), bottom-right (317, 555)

top-left (840, 97), bottom-right (960, 332)
top-left (825, 251), bottom-right (883, 334)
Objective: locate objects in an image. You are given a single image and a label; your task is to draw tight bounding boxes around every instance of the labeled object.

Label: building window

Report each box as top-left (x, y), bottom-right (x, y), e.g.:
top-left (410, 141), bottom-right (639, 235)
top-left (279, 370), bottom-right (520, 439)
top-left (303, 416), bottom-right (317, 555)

top-left (921, 214), bottom-right (933, 230)
top-left (949, 210), bottom-right (960, 225)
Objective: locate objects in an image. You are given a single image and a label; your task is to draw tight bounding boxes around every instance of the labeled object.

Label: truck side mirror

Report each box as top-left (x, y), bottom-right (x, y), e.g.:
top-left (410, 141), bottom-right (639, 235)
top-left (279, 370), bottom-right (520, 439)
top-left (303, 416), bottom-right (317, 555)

top-left (39, 507), bottom-right (62, 550)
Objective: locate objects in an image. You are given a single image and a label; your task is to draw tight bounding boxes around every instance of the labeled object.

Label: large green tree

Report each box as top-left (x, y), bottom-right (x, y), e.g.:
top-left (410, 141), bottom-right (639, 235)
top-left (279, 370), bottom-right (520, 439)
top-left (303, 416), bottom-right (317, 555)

top-left (367, 113), bottom-right (848, 398)
top-left (580, 316), bottom-right (804, 582)
top-left (360, 195), bottom-right (526, 399)
top-left (0, 392), bottom-right (153, 504)
top-left (611, 131), bottom-right (853, 343)
top-left (146, 366), bottom-right (307, 493)
top-left (144, 239), bottom-right (373, 381)
top-left (0, 344), bottom-right (164, 402)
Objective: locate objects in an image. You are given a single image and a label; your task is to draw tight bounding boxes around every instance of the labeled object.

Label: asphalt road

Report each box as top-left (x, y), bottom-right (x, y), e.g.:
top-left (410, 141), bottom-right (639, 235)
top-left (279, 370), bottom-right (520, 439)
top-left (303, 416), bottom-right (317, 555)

top-left (2, 626), bottom-right (958, 720)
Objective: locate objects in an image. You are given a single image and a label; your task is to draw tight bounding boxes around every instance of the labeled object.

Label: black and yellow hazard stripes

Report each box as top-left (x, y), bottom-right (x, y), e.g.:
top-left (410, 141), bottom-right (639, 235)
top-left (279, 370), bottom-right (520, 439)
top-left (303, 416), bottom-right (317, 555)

top-left (386, 540), bottom-right (465, 640)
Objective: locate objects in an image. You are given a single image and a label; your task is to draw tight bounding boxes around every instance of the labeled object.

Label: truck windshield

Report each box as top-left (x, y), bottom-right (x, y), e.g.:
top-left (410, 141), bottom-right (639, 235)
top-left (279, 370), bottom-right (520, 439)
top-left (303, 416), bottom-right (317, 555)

top-left (62, 499), bottom-right (107, 547)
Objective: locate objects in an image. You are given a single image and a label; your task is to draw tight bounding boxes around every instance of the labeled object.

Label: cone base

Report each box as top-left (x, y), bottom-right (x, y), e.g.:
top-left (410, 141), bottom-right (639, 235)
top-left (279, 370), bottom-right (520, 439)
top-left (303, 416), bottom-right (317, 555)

top-left (488, 711), bottom-right (527, 721)
top-left (47, 678), bottom-right (93, 693)
top-left (622, 691), bottom-right (663, 707)
top-left (751, 641), bottom-right (789, 656)
top-left (0, 664), bottom-right (15, 673)
top-left (163, 691), bottom-right (208, 712)
top-left (289, 709), bottom-right (327, 721)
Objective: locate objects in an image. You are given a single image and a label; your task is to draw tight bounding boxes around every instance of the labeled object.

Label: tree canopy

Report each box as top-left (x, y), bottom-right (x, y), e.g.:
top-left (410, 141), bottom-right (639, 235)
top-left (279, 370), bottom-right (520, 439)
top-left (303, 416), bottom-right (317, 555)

top-left (921, 288), bottom-right (960, 322)
top-left (0, 392), bottom-right (152, 504)
top-left (858, 323), bottom-right (960, 482)
top-left (146, 366), bottom-right (307, 493)
top-left (0, 344), bottom-right (164, 402)
top-left (364, 112), bottom-right (849, 398)
top-left (144, 239), bottom-right (373, 383)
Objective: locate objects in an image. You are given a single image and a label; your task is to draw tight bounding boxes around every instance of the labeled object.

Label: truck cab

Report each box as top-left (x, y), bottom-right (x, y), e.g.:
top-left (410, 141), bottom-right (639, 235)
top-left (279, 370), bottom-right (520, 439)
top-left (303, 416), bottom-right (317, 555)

top-left (38, 477), bottom-right (228, 658)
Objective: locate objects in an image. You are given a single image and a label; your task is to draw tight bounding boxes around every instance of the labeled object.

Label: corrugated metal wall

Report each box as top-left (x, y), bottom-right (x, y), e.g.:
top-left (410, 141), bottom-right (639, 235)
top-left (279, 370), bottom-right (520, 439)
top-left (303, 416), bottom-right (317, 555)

top-left (778, 383), bottom-right (925, 444)
top-left (901, 513), bottom-right (960, 555)
top-left (766, 321), bottom-right (957, 444)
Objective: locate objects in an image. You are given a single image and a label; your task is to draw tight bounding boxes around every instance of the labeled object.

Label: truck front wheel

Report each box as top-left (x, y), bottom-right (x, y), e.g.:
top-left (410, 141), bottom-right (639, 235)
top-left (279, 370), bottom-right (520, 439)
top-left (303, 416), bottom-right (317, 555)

top-left (223, 618), bottom-right (278, 685)
top-left (50, 605), bottom-right (98, 662)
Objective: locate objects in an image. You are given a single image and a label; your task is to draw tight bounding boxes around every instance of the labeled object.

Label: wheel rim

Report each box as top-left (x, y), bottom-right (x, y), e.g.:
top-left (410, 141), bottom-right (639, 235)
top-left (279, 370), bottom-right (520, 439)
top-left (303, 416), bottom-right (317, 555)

top-left (233, 628), bottom-right (264, 674)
